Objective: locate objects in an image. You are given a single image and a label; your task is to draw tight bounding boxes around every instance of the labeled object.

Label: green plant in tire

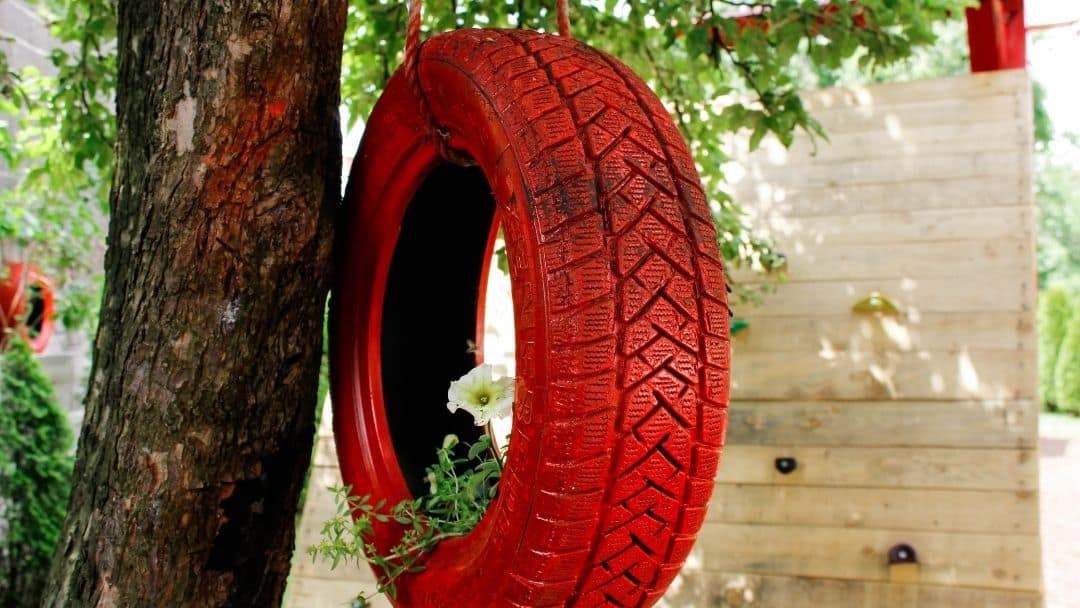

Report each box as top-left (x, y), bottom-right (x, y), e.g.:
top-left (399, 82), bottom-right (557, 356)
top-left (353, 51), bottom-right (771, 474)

top-left (310, 366), bottom-right (511, 603)
top-left (1053, 298), bottom-right (1080, 415)
top-left (1039, 288), bottom-right (1074, 409)
top-left (0, 338), bottom-right (75, 607)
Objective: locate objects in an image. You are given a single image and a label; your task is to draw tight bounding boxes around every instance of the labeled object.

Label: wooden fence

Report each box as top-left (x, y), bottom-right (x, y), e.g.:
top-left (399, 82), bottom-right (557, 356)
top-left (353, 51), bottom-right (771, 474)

top-left (663, 68), bottom-right (1041, 607)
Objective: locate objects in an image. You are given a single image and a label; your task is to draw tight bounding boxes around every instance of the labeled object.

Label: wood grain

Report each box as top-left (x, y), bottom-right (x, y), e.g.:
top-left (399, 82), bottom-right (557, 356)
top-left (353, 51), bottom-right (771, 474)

top-left (796, 69), bottom-right (1028, 111)
top-left (732, 176), bottom-right (1031, 217)
top-left (707, 484), bottom-right (1039, 535)
top-left (695, 524), bottom-right (1041, 590)
top-left (732, 275), bottom-right (1032, 316)
top-left (715, 445), bottom-right (1037, 491)
top-left (731, 120), bottom-right (1028, 167)
top-left (732, 349), bottom-right (1036, 401)
top-left (731, 312), bottom-right (1034, 353)
top-left (734, 149), bottom-right (1027, 189)
top-left (660, 571), bottom-right (1042, 607)
top-left (728, 238), bottom-right (1029, 283)
top-left (726, 400), bottom-right (1036, 448)
top-left (744, 206), bottom-right (1033, 246)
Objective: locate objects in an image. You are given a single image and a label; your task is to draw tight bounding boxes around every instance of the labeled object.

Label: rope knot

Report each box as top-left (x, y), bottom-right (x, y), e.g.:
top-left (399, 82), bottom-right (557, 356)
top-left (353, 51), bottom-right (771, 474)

top-left (403, 0), bottom-right (572, 165)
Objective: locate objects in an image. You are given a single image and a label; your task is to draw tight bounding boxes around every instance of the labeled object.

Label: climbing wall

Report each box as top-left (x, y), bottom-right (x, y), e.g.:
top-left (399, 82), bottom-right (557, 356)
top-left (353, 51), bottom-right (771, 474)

top-left (662, 69), bottom-right (1042, 607)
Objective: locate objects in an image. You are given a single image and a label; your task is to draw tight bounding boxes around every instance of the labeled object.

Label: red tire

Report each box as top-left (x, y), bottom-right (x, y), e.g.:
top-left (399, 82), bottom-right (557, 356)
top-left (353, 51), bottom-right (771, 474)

top-left (332, 29), bottom-right (730, 608)
top-left (0, 261), bottom-right (56, 353)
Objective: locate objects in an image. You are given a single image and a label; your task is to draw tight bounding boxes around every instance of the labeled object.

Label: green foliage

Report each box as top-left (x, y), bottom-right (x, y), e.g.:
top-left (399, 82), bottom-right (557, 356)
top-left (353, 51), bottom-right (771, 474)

top-left (1039, 288), bottom-right (1074, 409)
top-left (0, 338), bottom-right (75, 606)
top-left (1053, 297), bottom-right (1080, 415)
top-left (0, 0), bottom-right (115, 332)
top-left (1033, 81), bottom-right (1054, 151)
top-left (1036, 156), bottom-right (1080, 292)
top-left (309, 434), bottom-right (503, 603)
top-left (794, 15), bottom-right (969, 89)
top-left (1030, 71), bottom-right (1080, 292)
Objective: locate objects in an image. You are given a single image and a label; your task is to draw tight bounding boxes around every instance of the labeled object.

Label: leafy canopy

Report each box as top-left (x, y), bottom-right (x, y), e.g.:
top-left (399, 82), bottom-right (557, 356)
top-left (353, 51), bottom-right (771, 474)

top-left (2, 0), bottom-right (972, 310)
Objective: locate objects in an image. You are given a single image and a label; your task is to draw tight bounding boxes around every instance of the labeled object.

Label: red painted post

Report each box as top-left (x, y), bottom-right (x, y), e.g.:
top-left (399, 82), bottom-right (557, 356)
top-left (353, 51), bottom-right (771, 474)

top-left (966, 0), bottom-right (1026, 72)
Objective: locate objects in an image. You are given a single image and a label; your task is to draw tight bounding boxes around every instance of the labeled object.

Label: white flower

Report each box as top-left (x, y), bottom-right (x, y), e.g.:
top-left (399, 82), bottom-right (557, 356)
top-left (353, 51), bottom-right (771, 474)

top-left (447, 364), bottom-right (515, 426)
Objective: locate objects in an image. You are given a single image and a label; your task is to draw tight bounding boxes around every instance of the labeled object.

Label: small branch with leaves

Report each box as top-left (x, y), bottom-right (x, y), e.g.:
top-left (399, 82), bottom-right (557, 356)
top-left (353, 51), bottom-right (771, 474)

top-left (308, 365), bottom-right (514, 605)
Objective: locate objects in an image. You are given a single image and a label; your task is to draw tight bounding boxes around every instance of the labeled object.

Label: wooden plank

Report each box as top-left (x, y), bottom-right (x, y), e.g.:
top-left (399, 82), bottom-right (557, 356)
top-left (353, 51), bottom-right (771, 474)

top-left (734, 275), bottom-right (1032, 317)
top-left (726, 400), bottom-right (1036, 449)
top-left (315, 435), bottom-right (341, 468)
top-left (285, 577), bottom-right (388, 608)
top-left (799, 93), bottom-right (1022, 131)
top-left (729, 149), bottom-right (1028, 189)
top-left (295, 467), bottom-right (345, 538)
top-left (732, 349), bottom-right (1036, 401)
top-left (292, 466), bottom-right (351, 582)
top-left (730, 176), bottom-right (1030, 217)
top-left (707, 485), bottom-right (1038, 535)
top-left (715, 445), bottom-right (1037, 491)
top-left (695, 523), bottom-right (1041, 590)
top-left (803, 89), bottom-right (1019, 121)
top-left (729, 238), bottom-right (1029, 283)
top-left (730, 120), bottom-right (1028, 167)
top-left (293, 548), bottom-right (371, 583)
top-left (796, 70), bottom-right (1029, 111)
top-left (731, 312), bottom-right (1034, 353)
top-left (660, 571), bottom-right (1042, 608)
top-left (740, 206), bottom-right (1033, 248)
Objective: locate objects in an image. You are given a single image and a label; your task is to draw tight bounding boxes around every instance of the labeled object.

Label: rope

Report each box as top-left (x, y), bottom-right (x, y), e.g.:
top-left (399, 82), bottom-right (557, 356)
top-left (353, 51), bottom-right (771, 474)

top-left (556, 0), bottom-right (571, 37)
top-left (403, 0), bottom-right (573, 164)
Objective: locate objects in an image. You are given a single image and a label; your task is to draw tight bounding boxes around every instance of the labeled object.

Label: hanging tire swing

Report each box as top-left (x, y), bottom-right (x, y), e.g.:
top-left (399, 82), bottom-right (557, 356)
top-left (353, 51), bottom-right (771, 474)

top-left (331, 1), bottom-right (732, 605)
top-left (0, 261), bottom-right (56, 354)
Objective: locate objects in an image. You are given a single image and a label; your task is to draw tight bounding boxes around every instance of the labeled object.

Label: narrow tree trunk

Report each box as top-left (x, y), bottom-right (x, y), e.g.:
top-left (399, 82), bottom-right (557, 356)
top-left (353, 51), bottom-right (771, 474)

top-left (44, 2), bottom-right (346, 605)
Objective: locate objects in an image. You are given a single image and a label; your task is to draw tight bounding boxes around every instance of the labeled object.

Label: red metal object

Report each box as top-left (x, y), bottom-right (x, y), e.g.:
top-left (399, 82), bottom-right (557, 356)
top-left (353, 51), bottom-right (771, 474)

top-left (0, 261), bottom-right (56, 353)
top-left (332, 29), bottom-right (731, 607)
top-left (966, 0), bottom-right (1026, 72)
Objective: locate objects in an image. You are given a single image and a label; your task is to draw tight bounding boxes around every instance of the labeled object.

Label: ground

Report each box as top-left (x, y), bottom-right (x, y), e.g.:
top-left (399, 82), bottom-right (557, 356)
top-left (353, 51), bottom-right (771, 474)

top-left (1040, 412), bottom-right (1080, 608)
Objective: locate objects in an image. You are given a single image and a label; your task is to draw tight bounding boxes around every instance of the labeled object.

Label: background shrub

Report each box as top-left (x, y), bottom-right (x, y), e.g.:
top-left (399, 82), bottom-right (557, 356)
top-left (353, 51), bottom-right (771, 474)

top-left (0, 338), bottom-right (74, 607)
top-left (1054, 297), bottom-right (1080, 415)
top-left (1039, 288), bottom-right (1073, 409)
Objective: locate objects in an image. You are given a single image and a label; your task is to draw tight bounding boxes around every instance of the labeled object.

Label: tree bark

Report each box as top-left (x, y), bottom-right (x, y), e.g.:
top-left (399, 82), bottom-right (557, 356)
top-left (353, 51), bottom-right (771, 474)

top-left (44, 1), bottom-right (346, 606)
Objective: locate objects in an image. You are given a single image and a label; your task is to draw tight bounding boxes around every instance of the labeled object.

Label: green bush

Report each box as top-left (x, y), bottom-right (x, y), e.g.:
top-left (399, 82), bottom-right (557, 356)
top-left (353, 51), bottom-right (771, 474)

top-left (0, 339), bottom-right (74, 607)
top-left (1055, 299), bottom-right (1080, 414)
top-left (1039, 288), bottom-right (1074, 409)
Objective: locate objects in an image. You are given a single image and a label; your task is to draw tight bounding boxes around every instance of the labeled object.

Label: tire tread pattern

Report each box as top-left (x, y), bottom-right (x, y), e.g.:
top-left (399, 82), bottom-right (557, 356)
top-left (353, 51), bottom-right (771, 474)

top-left (420, 30), bottom-right (730, 608)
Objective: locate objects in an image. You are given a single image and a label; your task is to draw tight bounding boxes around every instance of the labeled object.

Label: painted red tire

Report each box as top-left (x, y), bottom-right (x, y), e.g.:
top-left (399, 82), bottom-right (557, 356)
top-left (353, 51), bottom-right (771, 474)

top-left (332, 29), bottom-right (731, 608)
top-left (0, 261), bottom-right (56, 353)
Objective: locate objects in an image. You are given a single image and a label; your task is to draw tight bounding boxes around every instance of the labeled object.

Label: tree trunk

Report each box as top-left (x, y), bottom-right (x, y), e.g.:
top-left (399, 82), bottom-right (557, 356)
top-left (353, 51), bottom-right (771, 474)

top-left (44, 2), bottom-right (347, 605)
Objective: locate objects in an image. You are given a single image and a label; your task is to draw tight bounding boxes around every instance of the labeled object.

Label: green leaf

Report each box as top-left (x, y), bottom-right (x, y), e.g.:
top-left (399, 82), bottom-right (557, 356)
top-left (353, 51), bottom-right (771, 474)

top-left (748, 122), bottom-right (768, 152)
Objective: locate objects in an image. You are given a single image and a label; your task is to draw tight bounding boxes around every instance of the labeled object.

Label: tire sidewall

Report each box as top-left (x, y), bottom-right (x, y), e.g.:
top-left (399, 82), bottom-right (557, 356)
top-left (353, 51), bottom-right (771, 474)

top-left (331, 61), bottom-right (554, 605)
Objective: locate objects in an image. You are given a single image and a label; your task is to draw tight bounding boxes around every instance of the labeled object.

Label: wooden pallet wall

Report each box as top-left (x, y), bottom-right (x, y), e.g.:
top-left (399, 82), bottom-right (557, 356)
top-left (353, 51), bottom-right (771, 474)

top-left (666, 69), bottom-right (1041, 607)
